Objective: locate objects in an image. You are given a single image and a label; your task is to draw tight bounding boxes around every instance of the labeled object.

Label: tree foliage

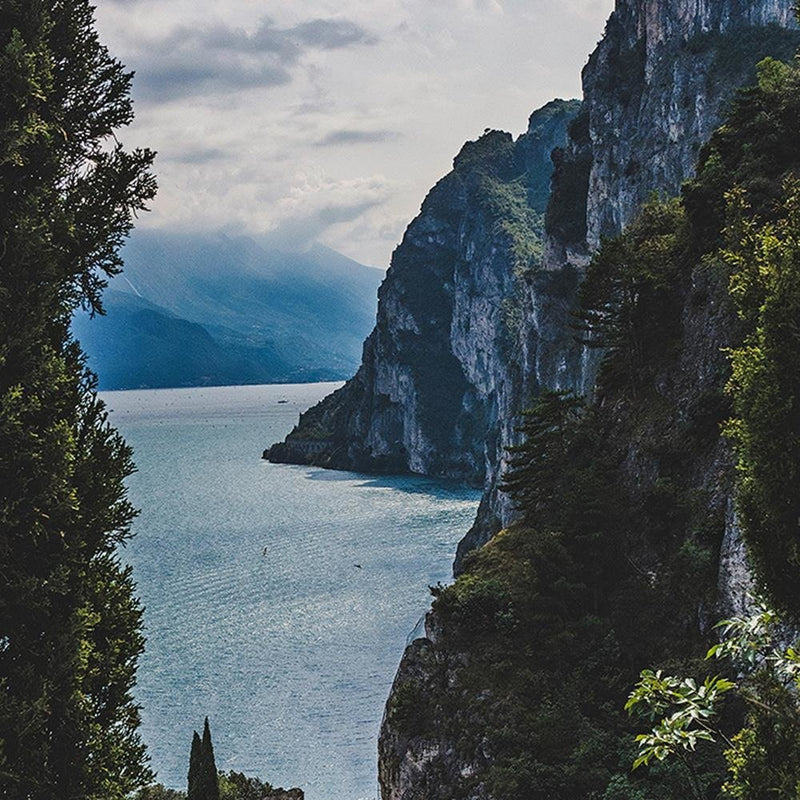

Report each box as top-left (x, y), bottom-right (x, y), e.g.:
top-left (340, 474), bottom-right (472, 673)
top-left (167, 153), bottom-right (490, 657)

top-left (0, 1), bottom-right (156, 797)
top-left (576, 198), bottom-right (688, 393)
top-left (627, 601), bottom-right (800, 800)
top-left (720, 182), bottom-right (800, 611)
top-left (684, 57), bottom-right (800, 253)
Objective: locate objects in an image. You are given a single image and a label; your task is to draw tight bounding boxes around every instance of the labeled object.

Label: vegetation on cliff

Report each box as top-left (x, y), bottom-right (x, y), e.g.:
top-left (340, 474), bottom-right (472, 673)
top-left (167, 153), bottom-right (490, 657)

top-left (384, 52), bottom-right (800, 800)
top-left (627, 601), bottom-right (800, 800)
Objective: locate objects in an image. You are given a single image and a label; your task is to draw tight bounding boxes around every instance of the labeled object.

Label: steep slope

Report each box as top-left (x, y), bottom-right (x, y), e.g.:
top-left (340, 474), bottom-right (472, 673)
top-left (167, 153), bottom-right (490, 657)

top-left (71, 290), bottom-right (296, 390)
top-left (266, 101), bottom-right (580, 482)
top-left (267, 2), bottom-right (800, 534)
top-left (458, 0), bottom-right (800, 557)
top-left (73, 233), bottom-right (383, 389)
top-left (264, 4), bottom-right (800, 796)
top-left (378, 50), bottom-right (800, 799)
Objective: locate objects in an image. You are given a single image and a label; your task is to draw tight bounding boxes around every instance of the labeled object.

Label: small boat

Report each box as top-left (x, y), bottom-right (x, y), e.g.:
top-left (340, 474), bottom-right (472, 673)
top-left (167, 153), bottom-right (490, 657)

top-left (277, 399), bottom-right (288, 404)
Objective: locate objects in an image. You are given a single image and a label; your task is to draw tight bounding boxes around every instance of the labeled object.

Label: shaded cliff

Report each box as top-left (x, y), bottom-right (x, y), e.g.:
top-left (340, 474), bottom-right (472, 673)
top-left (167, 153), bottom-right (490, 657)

top-left (472, 0), bottom-right (800, 554)
top-left (379, 47), bottom-right (800, 796)
top-left (378, 197), bottom-right (740, 800)
top-left (266, 101), bottom-right (579, 483)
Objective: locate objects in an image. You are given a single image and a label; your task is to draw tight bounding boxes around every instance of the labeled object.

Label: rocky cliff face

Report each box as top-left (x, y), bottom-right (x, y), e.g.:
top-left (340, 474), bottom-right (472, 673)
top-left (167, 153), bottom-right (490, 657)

top-left (266, 101), bottom-right (579, 485)
top-left (372, 1), bottom-right (800, 799)
top-left (267, 0), bottom-right (799, 535)
top-left (265, 5), bottom-right (800, 796)
top-left (581, 0), bottom-right (799, 251)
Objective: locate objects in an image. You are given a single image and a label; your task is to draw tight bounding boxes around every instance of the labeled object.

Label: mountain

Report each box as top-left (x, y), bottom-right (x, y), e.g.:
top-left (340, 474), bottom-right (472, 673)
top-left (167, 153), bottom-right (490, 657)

top-left (264, 1), bottom-right (800, 798)
top-left (72, 232), bottom-right (383, 389)
top-left (265, 100), bottom-right (581, 482)
top-left (266, 3), bottom-right (800, 536)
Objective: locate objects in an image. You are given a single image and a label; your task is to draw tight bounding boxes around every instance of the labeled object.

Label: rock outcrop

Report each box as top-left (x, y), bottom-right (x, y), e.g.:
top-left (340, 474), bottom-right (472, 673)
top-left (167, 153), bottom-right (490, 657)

top-left (266, 101), bottom-right (580, 485)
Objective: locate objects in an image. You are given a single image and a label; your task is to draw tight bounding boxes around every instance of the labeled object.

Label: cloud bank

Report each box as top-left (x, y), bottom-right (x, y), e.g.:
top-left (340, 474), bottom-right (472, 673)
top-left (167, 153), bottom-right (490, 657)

top-left (95, 0), bottom-right (614, 266)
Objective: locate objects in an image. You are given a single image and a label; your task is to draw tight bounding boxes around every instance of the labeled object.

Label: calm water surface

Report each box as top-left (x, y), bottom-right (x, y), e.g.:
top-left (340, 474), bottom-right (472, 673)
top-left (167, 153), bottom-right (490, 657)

top-left (103, 383), bottom-right (480, 800)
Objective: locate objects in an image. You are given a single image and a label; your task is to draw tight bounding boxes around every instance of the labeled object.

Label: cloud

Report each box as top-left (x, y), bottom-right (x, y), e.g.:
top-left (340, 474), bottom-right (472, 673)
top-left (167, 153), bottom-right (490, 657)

top-left (290, 19), bottom-right (379, 49)
top-left (95, 0), bottom-right (615, 265)
top-left (263, 173), bottom-right (392, 251)
top-left (129, 16), bottom-right (377, 102)
top-left (167, 147), bottom-right (228, 164)
top-left (316, 129), bottom-right (401, 146)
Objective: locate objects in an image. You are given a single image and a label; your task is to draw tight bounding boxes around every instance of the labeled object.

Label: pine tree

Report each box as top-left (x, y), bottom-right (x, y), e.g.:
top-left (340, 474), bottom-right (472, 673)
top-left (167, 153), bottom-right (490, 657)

top-left (500, 390), bottom-right (586, 524)
top-left (0, 1), bottom-right (156, 797)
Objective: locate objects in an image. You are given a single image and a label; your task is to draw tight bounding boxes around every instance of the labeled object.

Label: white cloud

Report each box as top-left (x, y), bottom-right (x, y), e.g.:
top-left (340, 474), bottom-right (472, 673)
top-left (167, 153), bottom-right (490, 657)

top-left (95, 0), bottom-right (615, 265)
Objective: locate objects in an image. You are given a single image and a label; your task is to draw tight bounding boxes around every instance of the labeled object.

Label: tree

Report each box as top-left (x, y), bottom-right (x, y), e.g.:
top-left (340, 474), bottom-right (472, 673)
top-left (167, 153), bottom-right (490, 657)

top-left (188, 732), bottom-right (204, 800)
top-left (626, 601), bottom-right (800, 800)
top-left (0, 1), bottom-right (156, 797)
top-left (500, 389), bottom-right (586, 524)
top-left (188, 719), bottom-right (220, 800)
top-left (575, 198), bottom-right (687, 394)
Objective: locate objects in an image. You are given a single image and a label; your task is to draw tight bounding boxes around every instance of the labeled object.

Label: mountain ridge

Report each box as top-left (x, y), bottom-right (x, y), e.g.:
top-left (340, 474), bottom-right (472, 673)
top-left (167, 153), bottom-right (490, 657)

top-left (73, 232), bottom-right (383, 389)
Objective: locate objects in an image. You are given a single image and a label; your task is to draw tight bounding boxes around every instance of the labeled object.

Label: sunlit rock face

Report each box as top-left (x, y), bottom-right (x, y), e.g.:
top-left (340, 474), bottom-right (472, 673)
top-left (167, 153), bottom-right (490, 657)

top-left (580, 0), bottom-right (799, 252)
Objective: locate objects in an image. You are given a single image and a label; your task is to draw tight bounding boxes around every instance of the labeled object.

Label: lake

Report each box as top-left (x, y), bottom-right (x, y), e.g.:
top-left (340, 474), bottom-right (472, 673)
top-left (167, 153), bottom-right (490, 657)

top-left (103, 383), bottom-right (480, 800)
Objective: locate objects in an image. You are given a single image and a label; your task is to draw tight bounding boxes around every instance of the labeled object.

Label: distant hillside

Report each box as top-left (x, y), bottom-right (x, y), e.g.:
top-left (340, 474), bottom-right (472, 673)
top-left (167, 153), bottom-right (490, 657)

top-left (72, 231), bottom-right (383, 389)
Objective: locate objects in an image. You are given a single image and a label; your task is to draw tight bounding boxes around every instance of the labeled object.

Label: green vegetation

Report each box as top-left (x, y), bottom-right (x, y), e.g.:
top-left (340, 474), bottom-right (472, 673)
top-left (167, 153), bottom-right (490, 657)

top-left (685, 57), bottom-right (800, 251)
top-left (405, 45), bottom-right (800, 800)
top-left (477, 176), bottom-right (544, 270)
top-left (0, 1), bottom-right (156, 797)
top-left (453, 128), bottom-right (545, 272)
top-left (720, 183), bottom-right (800, 611)
top-left (423, 386), bottom-right (724, 800)
top-left (687, 24), bottom-right (800, 96)
top-left (576, 197), bottom-right (689, 393)
top-left (627, 601), bottom-right (800, 800)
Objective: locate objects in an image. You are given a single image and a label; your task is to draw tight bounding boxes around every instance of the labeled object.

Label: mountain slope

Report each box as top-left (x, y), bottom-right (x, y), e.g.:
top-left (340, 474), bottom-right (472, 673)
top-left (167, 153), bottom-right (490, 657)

top-left (73, 233), bottom-right (383, 389)
top-left (265, 100), bottom-right (581, 482)
top-left (371, 1), bottom-right (800, 798)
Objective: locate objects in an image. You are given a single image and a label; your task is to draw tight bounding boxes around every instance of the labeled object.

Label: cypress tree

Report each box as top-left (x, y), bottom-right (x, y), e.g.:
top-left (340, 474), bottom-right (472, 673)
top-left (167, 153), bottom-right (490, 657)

top-left (187, 731), bottom-right (203, 800)
top-left (201, 718), bottom-right (220, 800)
top-left (187, 719), bottom-right (219, 800)
top-left (0, 1), bottom-right (156, 797)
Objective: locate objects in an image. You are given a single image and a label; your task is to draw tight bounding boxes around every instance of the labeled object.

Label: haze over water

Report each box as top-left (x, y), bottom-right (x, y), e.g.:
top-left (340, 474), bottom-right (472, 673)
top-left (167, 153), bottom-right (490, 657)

top-left (104, 383), bottom-right (480, 800)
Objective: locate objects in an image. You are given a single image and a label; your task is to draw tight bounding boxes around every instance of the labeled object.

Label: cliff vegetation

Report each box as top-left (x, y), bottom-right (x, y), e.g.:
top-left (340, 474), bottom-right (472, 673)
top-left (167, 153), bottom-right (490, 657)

top-left (380, 53), bottom-right (800, 800)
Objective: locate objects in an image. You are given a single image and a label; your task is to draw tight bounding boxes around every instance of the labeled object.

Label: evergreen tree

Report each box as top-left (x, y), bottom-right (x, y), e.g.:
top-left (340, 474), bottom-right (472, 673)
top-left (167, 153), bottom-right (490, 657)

top-left (201, 717), bottom-right (221, 800)
top-left (187, 719), bottom-right (220, 800)
top-left (0, 1), bottom-right (156, 797)
top-left (188, 732), bottom-right (203, 800)
top-left (500, 390), bottom-right (586, 525)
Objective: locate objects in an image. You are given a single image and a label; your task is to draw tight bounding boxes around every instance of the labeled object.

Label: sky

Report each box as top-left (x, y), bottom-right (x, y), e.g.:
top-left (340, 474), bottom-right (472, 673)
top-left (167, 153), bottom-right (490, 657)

top-left (95, 0), bottom-right (615, 268)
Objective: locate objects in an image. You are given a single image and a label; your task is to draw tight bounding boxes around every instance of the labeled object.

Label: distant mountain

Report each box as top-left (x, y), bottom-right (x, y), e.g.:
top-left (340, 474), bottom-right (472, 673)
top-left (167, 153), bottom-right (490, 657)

top-left (72, 231), bottom-right (383, 390)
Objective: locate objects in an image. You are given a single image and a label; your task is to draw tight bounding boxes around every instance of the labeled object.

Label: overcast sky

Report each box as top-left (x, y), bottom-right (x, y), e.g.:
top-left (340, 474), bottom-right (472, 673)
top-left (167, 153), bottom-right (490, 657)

top-left (95, 0), bottom-right (615, 268)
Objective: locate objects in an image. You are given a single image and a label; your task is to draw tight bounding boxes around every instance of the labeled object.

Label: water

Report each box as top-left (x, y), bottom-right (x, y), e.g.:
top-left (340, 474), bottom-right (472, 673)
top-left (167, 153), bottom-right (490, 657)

top-left (103, 383), bottom-right (480, 800)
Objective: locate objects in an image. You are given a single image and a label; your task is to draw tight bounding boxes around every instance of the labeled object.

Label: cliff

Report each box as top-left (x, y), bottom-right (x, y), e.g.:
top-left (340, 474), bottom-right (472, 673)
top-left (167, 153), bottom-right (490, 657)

top-left (372, 1), bottom-right (800, 799)
top-left (465, 0), bottom-right (800, 557)
top-left (266, 101), bottom-right (579, 484)
top-left (265, 2), bottom-right (800, 798)
top-left (267, 1), bottom-right (800, 534)
top-left (378, 43), bottom-right (800, 793)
